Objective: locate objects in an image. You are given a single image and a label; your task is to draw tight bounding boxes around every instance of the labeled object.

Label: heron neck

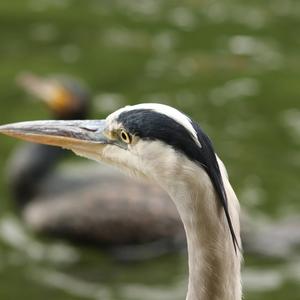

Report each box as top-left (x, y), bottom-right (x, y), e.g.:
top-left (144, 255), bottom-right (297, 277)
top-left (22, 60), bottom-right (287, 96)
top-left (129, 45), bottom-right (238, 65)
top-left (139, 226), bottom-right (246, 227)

top-left (166, 169), bottom-right (241, 300)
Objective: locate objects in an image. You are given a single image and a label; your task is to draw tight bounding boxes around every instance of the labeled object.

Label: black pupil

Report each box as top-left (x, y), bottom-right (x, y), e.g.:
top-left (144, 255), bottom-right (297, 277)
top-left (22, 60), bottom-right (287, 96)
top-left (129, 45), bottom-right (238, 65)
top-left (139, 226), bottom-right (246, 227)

top-left (121, 132), bottom-right (128, 141)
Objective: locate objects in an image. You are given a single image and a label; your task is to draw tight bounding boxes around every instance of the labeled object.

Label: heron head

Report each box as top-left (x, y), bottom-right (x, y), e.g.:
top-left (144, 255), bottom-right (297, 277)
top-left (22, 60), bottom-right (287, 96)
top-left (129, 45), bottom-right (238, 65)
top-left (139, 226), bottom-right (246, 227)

top-left (0, 103), bottom-right (203, 183)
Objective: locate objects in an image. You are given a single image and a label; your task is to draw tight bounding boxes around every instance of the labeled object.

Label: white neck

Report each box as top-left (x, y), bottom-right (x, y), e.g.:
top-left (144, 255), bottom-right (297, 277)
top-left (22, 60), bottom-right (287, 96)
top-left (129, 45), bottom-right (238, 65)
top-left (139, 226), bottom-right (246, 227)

top-left (159, 158), bottom-right (242, 300)
top-left (99, 141), bottom-right (242, 299)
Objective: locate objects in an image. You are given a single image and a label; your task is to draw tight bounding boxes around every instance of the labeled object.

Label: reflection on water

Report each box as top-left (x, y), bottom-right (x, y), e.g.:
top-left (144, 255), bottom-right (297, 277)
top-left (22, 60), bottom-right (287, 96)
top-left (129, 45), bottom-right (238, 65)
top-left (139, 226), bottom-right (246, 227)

top-left (0, 0), bottom-right (299, 299)
top-left (209, 77), bottom-right (260, 105)
top-left (280, 109), bottom-right (300, 143)
top-left (0, 215), bottom-right (299, 300)
top-left (0, 215), bottom-right (79, 264)
top-left (31, 269), bottom-right (112, 300)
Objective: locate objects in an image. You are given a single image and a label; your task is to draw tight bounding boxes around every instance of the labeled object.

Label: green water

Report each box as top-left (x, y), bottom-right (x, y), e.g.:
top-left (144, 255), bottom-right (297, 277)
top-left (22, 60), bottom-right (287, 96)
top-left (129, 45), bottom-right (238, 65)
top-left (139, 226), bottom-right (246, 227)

top-left (0, 0), bottom-right (299, 299)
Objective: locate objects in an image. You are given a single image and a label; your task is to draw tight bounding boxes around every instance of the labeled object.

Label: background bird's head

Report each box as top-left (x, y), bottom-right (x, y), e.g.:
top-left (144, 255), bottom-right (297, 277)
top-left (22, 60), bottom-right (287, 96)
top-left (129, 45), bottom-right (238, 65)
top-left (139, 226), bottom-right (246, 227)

top-left (17, 72), bottom-right (90, 120)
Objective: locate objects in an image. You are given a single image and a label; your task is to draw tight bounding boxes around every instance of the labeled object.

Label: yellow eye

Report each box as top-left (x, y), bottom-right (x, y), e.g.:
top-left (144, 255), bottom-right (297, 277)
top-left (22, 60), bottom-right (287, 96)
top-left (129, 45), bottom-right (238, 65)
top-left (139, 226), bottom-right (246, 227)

top-left (119, 130), bottom-right (131, 144)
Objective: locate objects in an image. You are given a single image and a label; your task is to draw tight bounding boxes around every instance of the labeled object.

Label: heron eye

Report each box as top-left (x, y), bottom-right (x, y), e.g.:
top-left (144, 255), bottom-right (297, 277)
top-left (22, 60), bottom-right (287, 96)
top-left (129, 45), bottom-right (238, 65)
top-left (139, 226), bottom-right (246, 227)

top-left (119, 130), bottom-right (131, 144)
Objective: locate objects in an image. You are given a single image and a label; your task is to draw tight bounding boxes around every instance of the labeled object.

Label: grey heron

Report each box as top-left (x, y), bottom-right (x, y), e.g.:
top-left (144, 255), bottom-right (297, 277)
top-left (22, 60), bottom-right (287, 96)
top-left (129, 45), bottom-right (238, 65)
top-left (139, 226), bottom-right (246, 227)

top-left (0, 103), bottom-right (242, 299)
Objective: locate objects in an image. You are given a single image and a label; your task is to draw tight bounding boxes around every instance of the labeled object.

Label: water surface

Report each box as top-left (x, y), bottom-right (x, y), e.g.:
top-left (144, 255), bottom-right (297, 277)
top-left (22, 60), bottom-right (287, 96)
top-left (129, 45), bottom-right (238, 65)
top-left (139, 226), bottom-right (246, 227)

top-left (0, 0), bottom-right (299, 299)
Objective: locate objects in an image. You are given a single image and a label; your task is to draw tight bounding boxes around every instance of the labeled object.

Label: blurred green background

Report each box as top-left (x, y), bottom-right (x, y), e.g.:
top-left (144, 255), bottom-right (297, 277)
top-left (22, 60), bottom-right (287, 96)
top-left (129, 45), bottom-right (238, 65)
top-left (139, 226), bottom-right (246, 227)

top-left (0, 0), bottom-right (299, 299)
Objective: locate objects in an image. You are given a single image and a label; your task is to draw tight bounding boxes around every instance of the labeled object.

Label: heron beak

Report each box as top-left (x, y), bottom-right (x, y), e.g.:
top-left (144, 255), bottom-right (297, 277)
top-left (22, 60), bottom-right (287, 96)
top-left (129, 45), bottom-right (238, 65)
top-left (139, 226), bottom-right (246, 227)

top-left (0, 120), bottom-right (110, 153)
